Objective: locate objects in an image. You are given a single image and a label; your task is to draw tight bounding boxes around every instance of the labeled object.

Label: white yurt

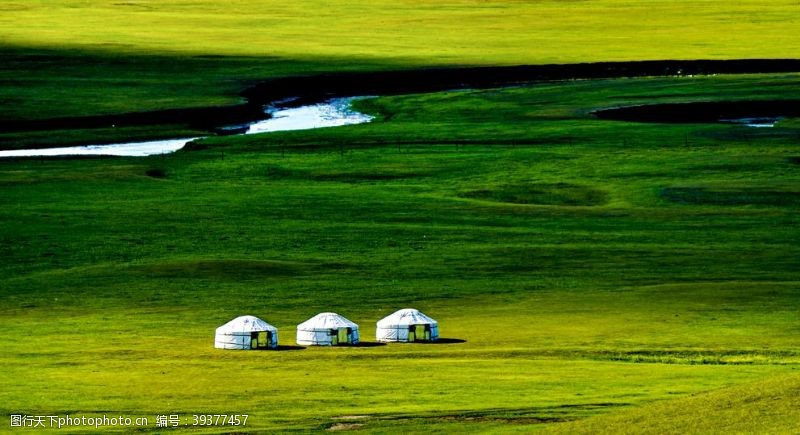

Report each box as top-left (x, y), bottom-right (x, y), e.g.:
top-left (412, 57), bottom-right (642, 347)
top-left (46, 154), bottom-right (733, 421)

top-left (296, 312), bottom-right (360, 346)
top-left (376, 308), bottom-right (439, 342)
top-left (214, 315), bottom-right (278, 350)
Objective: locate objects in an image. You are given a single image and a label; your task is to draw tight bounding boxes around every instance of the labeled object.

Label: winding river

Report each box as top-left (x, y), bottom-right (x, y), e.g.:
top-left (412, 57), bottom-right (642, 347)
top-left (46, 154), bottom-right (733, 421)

top-left (0, 97), bottom-right (373, 158)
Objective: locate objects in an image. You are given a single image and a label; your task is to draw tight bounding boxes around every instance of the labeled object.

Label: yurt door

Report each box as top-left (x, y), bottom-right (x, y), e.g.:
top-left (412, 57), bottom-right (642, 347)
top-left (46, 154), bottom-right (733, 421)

top-left (258, 331), bottom-right (269, 348)
top-left (337, 328), bottom-right (350, 344)
top-left (407, 326), bottom-right (416, 342)
top-left (413, 325), bottom-right (428, 341)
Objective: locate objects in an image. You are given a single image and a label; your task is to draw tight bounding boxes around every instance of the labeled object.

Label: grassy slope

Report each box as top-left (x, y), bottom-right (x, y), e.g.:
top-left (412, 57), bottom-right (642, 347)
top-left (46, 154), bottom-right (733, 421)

top-left (546, 374), bottom-right (800, 434)
top-left (1, 75), bottom-right (799, 432)
top-left (2, 0), bottom-right (800, 125)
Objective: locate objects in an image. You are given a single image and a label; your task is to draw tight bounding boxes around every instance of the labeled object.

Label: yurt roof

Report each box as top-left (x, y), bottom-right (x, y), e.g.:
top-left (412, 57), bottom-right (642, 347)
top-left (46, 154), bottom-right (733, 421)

top-left (377, 308), bottom-right (437, 328)
top-left (216, 315), bottom-right (277, 334)
top-left (297, 312), bottom-right (358, 330)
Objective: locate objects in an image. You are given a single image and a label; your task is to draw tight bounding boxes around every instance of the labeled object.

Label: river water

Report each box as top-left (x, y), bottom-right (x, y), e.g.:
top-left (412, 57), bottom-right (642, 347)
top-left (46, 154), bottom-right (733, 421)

top-left (0, 97), bottom-right (373, 158)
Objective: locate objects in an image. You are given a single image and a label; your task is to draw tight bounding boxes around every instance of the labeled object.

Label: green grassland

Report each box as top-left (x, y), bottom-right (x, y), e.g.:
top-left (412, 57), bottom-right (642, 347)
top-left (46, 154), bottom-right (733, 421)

top-left (2, 0), bottom-right (800, 130)
top-left (3, 1), bottom-right (800, 432)
top-left (1, 74), bottom-right (799, 432)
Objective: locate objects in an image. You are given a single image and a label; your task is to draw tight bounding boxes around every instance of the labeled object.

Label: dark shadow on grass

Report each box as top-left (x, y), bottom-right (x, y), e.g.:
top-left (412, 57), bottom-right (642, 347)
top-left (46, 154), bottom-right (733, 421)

top-left (346, 341), bottom-right (387, 348)
top-left (459, 183), bottom-right (608, 206)
top-left (418, 338), bottom-right (467, 344)
top-left (145, 167), bottom-right (167, 178)
top-left (273, 345), bottom-right (306, 351)
top-left (245, 60), bottom-right (800, 109)
top-left (660, 186), bottom-right (800, 206)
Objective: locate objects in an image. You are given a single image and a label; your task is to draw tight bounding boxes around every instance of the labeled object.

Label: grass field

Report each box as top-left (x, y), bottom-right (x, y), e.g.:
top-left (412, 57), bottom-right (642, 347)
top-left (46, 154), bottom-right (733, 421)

top-left (2, 1), bottom-right (800, 433)
top-left (2, 73), bottom-right (800, 432)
